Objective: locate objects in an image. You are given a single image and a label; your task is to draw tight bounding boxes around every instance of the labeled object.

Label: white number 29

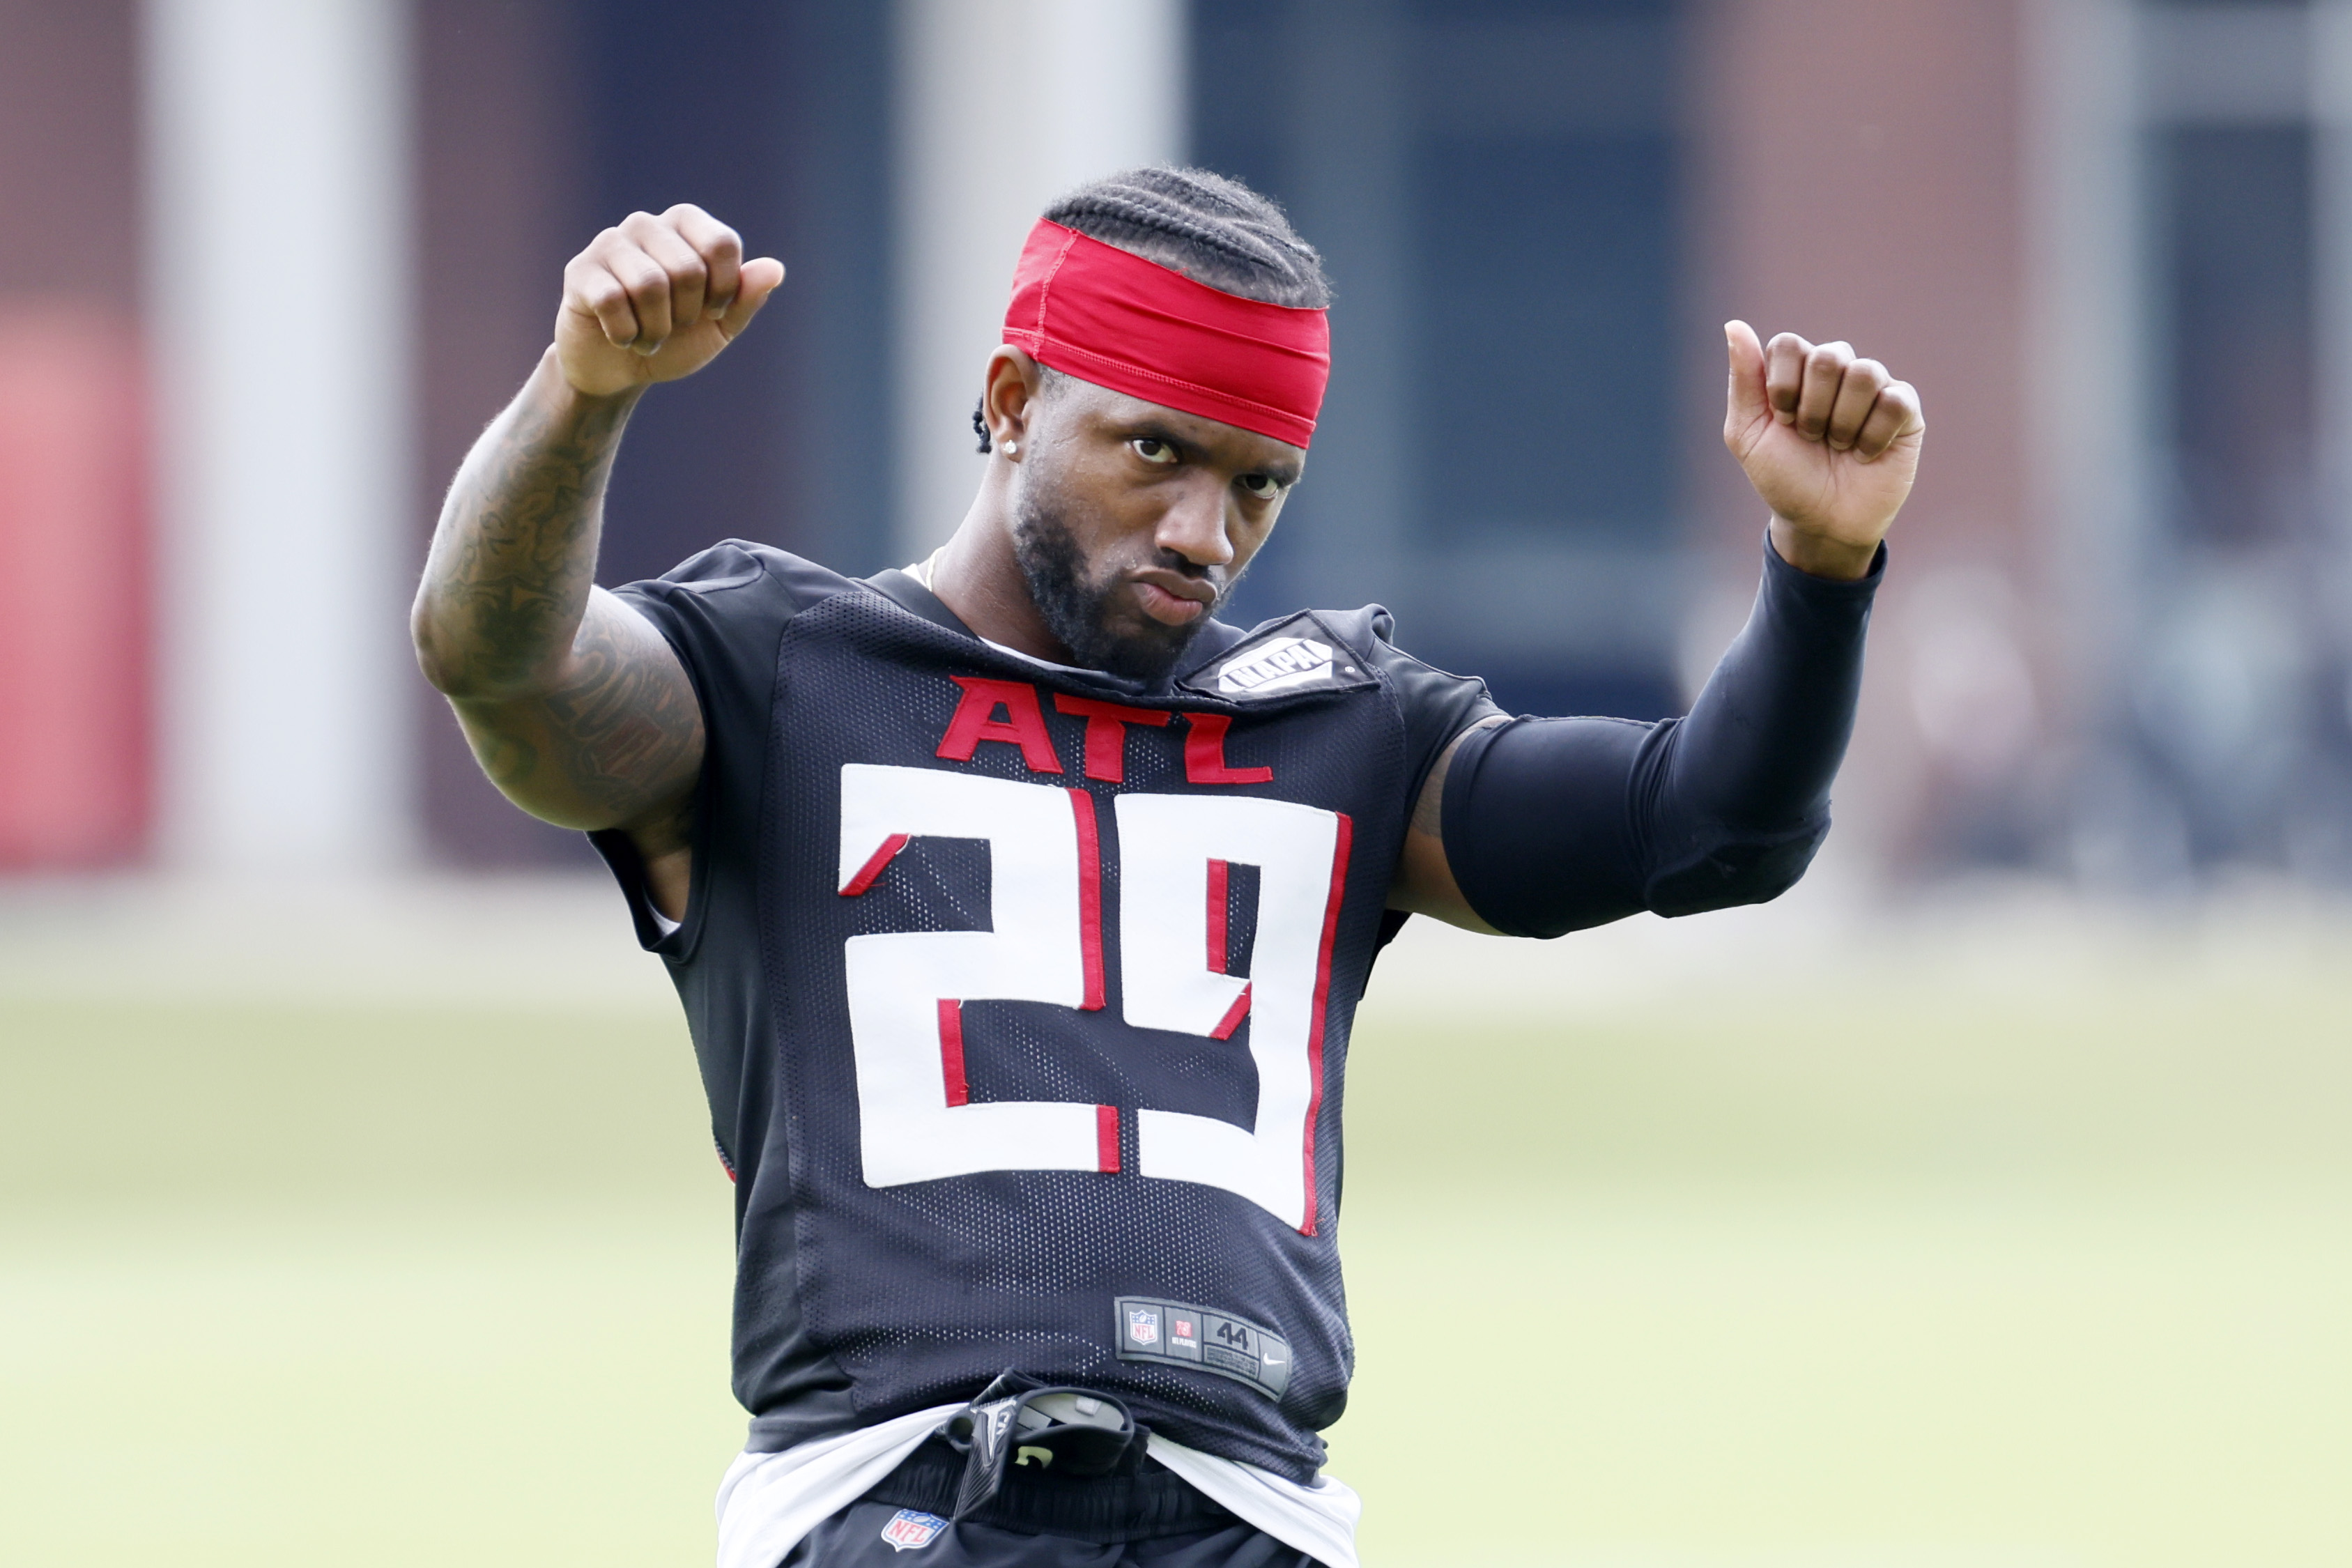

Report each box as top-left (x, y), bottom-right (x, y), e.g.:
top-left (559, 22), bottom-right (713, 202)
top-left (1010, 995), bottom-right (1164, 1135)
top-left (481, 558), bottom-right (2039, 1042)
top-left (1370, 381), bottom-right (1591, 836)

top-left (838, 764), bottom-right (1350, 1233)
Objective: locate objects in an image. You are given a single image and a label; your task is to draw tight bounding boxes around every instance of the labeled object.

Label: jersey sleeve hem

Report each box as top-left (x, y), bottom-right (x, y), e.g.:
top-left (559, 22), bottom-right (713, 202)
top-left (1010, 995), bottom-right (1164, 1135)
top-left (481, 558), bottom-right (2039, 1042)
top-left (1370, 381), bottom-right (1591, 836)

top-left (600, 541), bottom-right (849, 960)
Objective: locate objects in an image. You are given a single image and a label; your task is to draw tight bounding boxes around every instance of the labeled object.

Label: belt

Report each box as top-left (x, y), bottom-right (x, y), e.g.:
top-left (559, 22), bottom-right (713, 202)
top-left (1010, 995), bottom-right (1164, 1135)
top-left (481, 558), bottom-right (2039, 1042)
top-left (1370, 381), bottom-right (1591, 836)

top-left (859, 1374), bottom-right (1242, 1546)
top-left (861, 1439), bottom-right (1237, 1544)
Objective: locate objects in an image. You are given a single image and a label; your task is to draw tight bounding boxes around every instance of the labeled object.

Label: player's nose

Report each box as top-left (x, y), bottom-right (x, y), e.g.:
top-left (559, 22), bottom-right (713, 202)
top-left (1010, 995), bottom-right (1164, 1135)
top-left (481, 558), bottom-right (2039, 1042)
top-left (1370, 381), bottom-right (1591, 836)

top-left (1155, 478), bottom-right (1235, 568)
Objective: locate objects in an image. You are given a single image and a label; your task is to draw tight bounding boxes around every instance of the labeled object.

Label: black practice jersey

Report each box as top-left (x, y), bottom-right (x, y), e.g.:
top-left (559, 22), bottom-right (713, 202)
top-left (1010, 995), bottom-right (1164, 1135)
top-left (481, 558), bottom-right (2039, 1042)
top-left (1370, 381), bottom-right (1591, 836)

top-left (595, 543), bottom-right (1499, 1482)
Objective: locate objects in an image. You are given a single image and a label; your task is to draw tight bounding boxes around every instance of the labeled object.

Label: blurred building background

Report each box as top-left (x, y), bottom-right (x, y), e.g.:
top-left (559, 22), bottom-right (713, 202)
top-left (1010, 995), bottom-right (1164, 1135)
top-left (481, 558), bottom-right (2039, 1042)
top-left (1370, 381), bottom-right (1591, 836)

top-left (12, 10), bottom-right (2352, 1566)
top-left (3, 0), bottom-right (2350, 890)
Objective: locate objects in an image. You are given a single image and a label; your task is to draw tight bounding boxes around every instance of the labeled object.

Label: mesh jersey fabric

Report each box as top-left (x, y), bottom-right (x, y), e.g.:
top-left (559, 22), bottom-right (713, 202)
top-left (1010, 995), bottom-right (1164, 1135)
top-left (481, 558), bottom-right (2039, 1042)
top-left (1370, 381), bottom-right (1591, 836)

top-left (594, 541), bottom-right (1498, 1483)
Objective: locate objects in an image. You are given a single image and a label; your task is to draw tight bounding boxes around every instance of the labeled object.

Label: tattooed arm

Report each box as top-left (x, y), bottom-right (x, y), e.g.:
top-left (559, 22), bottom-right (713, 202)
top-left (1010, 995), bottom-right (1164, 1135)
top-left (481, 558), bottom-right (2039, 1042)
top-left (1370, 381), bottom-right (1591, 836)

top-left (412, 355), bottom-right (702, 875)
top-left (411, 205), bottom-right (784, 918)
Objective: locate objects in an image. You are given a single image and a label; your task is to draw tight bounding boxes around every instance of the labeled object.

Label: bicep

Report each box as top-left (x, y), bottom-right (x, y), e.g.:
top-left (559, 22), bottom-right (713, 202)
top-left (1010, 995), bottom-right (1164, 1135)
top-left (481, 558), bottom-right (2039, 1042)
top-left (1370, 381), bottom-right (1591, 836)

top-left (1388, 718), bottom-right (1505, 932)
top-left (1389, 714), bottom-right (1657, 939)
top-left (445, 587), bottom-right (705, 843)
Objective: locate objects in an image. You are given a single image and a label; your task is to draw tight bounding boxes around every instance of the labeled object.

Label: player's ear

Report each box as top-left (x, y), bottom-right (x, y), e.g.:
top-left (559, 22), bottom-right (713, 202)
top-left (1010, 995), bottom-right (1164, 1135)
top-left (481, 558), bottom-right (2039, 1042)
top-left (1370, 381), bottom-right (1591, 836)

top-left (983, 348), bottom-right (1042, 457)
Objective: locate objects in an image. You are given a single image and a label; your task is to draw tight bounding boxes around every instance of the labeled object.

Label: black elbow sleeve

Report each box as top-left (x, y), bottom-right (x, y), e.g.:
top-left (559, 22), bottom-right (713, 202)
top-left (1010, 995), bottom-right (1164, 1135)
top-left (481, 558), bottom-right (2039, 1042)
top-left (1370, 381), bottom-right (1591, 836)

top-left (1640, 813), bottom-right (1829, 917)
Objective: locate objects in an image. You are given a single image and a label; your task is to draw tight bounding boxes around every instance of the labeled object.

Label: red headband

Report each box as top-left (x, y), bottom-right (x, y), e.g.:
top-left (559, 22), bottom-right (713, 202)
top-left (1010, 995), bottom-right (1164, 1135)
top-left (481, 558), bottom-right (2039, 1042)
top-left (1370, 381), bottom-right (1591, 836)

top-left (1001, 220), bottom-right (1330, 449)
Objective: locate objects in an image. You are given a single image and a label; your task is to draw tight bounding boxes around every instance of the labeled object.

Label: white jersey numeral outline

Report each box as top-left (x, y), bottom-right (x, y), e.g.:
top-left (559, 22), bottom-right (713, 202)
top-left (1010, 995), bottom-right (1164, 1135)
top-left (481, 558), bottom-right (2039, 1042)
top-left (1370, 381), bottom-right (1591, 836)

top-left (837, 762), bottom-right (1350, 1232)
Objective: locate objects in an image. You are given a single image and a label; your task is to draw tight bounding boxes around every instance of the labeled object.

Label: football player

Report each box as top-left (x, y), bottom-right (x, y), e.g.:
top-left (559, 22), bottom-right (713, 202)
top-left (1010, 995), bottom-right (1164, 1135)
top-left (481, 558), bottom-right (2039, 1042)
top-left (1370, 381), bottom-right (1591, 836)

top-left (413, 167), bottom-right (1921, 1567)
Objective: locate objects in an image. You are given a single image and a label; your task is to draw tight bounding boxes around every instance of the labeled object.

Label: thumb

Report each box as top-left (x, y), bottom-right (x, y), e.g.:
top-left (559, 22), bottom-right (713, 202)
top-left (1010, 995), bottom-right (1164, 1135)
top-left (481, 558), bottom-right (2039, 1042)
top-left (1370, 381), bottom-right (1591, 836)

top-left (1723, 319), bottom-right (1768, 438)
top-left (718, 256), bottom-right (787, 337)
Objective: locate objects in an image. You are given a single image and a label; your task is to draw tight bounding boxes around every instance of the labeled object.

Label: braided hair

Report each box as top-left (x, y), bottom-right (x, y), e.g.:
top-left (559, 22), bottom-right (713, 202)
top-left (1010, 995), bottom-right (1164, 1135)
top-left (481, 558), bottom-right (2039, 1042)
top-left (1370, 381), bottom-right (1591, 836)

top-left (974, 165), bottom-right (1330, 451)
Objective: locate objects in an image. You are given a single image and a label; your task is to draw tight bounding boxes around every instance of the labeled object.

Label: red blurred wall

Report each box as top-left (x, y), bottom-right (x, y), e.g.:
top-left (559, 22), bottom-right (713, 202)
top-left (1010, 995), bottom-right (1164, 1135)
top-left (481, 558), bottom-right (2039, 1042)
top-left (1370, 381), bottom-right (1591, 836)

top-left (0, 1), bottom-right (150, 868)
top-left (0, 307), bottom-right (148, 866)
top-left (1689, 0), bottom-right (2033, 868)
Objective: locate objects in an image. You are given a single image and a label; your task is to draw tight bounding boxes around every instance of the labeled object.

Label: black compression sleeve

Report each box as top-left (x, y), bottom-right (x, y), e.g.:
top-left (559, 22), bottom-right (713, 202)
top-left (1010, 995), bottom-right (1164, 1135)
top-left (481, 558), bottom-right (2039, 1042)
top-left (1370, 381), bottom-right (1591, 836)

top-left (1439, 536), bottom-right (1884, 937)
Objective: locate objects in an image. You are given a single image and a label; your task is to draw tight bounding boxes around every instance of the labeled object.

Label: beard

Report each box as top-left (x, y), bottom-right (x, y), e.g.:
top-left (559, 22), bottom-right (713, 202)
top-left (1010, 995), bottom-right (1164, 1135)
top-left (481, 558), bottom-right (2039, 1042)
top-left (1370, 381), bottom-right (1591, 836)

top-left (1012, 482), bottom-right (1231, 684)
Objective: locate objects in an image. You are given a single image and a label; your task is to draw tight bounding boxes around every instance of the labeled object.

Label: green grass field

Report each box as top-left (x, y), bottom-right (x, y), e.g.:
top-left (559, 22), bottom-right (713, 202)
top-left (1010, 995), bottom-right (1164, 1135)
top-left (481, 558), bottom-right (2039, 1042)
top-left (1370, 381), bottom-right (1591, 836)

top-left (5, 901), bottom-right (2349, 1565)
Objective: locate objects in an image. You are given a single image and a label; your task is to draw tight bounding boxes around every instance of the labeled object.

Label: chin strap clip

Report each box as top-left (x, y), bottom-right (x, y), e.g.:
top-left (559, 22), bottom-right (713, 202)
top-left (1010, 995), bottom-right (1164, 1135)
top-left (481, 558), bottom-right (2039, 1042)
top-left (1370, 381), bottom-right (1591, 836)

top-left (937, 1371), bottom-right (1144, 1521)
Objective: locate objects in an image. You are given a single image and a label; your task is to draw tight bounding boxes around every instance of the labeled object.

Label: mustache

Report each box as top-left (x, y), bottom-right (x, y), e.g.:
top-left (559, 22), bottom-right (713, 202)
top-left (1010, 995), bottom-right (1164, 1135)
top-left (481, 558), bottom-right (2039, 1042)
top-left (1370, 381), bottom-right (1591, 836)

top-left (1151, 549), bottom-right (1215, 581)
top-left (1134, 551), bottom-right (1227, 604)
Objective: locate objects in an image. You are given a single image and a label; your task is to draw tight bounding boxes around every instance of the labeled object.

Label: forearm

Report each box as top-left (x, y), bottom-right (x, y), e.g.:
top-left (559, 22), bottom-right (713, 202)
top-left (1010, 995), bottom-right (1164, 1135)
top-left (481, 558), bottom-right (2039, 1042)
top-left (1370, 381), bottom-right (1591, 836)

top-left (1663, 532), bottom-right (1882, 833)
top-left (413, 348), bottom-right (644, 698)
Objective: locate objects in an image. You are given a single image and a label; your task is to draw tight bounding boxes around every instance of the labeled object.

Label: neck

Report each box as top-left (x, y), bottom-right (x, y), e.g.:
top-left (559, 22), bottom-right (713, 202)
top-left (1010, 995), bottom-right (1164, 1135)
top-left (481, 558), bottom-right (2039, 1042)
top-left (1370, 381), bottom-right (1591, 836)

top-left (926, 459), bottom-right (1073, 661)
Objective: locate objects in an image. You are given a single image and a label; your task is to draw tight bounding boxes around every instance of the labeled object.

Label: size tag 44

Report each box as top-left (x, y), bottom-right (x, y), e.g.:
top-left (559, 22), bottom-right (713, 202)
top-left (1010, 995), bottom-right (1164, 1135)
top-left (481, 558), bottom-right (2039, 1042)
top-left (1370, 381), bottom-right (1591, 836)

top-left (1114, 1295), bottom-right (1292, 1399)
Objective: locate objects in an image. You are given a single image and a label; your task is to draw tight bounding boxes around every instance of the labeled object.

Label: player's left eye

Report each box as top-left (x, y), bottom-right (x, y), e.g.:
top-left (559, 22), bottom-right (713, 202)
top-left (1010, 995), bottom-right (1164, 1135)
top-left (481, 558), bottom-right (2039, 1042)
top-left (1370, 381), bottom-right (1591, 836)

top-left (1238, 474), bottom-right (1283, 500)
top-left (1131, 438), bottom-right (1178, 466)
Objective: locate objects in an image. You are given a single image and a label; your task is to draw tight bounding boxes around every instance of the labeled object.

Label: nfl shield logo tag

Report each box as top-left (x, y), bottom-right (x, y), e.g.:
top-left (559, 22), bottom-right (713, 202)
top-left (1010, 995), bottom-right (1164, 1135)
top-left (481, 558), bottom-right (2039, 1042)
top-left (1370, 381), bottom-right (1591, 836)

top-left (1127, 1307), bottom-right (1160, 1346)
top-left (880, 1509), bottom-right (948, 1551)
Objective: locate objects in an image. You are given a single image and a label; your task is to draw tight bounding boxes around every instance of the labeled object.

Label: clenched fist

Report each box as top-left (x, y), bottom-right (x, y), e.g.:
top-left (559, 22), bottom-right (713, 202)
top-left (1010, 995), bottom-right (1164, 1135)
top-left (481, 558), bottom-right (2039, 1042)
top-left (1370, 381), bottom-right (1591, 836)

top-left (1723, 321), bottom-right (1924, 581)
top-left (558, 205), bottom-right (787, 397)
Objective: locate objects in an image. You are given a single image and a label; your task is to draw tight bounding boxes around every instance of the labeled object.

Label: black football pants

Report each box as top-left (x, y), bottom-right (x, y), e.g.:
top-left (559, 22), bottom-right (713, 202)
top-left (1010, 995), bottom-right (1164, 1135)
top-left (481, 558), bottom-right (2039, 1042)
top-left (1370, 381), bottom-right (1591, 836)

top-left (781, 1440), bottom-right (1325, 1567)
top-left (784, 1500), bottom-right (1320, 1567)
